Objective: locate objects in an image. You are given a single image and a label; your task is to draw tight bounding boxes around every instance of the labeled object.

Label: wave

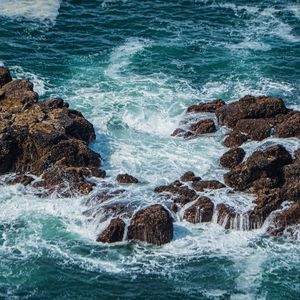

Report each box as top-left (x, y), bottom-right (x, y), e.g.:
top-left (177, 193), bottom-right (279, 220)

top-left (0, 0), bottom-right (61, 22)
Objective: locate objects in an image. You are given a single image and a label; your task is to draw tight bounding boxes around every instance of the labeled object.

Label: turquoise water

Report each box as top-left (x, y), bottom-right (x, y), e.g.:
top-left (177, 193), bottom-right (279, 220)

top-left (1, 0), bottom-right (300, 299)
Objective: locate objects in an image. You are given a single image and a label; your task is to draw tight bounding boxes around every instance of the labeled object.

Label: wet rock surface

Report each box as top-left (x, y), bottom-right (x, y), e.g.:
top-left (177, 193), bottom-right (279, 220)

top-left (187, 99), bottom-right (225, 113)
top-left (116, 174), bottom-right (139, 184)
top-left (0, 67), bottom-right (104, 195)
top-left (183, 196), bottom-right (214, 223)
top-left (220, 147), bottom-right (245, 169)
top-left (97, 218), bottom-right (125, 243)
top-left (127, 204), bottom-right (173, 245)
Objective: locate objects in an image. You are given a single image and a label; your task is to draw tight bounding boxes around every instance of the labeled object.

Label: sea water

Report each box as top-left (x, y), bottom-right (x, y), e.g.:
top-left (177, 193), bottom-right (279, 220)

top-left (0, 1), bottom-right (300, 299)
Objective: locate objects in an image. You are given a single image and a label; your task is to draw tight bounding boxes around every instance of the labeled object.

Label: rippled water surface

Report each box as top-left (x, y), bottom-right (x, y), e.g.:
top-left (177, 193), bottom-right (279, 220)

top-left (1, 0), bottom-right (300, 299)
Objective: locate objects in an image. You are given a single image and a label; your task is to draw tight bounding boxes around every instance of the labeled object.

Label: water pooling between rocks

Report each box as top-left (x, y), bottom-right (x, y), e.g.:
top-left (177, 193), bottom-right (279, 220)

top-left (2, 66), bottom-right (300, 247)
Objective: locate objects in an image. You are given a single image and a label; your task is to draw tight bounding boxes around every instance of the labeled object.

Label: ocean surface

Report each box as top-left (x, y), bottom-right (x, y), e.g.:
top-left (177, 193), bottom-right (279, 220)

top-left (0, 0), bottom-right (300, 299)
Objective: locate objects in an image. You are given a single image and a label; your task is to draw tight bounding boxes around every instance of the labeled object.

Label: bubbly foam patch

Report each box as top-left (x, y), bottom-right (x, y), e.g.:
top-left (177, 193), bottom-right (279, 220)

top-left (0, 0), bottom-right (61, 22)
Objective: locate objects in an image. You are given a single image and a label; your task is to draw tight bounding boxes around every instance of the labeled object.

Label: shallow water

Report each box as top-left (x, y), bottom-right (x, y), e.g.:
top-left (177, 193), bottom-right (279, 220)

top-left (1, 0), bottom-right (300, 299)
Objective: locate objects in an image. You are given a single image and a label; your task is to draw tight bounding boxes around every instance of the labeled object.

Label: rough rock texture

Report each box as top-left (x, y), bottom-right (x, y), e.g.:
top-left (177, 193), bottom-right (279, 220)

top-left (0, 68), bottom-right (105, 195)
top-left (116, 174), bottom-right (139, 184)
top-left (223, 131), bottom-right (249, 148)
top-left (0, 67), bottom-right (12, 88)
top-left (216, 95), bottom-right (287, 128)
top-left (216, 203), bottom-right (238, 229)
top-left (97, 218), bottom-right (125, 243)
top-left (224, 145), bottom-right (292, 192)
top-left (127, 204), bottom-right (173, 245)
top-left (180, 171), bottom-right (201, 182)
top-left (171, 119), bottom-right (216, 139)
top-left (268, 203), bottom-right (300, 236)
top-left (220, 148), bottom-right (245, 169)
top-left (187, 99), bottom-right (225, 113)
top-left (183, 196), bottom-right (214, 223)
top-left (191, 180), bottom-right (225, 191)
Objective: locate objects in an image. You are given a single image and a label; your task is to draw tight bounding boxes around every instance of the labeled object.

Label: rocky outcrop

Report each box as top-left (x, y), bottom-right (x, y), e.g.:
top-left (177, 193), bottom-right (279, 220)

top-left (191, 180), bottom-right (225, 191)
top-left (220, 147), bottom-right (245, 169)
top-left (127, 204), bottom-right (173, 245)
top-left (97, 218), bottom-right (125, 243)
top-left (116, 174), bottom-right (139, 184)
top-left (0, 67), bottom-right (105, 195)
top-left (171, 118), bottom-right (216, 139)
top-left (187, 99), bottom-right (225, 113)
top-left (183, 196), bottom-right (214, 223)
top-left (224, 145), bottom-right (292, 193)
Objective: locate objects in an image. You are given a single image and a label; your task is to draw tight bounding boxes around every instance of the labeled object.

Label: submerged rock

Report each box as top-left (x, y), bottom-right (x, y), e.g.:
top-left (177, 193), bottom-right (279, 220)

top-left (183, 196), bottom-right (214, 223)
top-left (116, 174), bottom-right (139, 184)
top-left (97, 218), bottom-right (125, 243)
top-left (127, 204), bottom-right (173, 245)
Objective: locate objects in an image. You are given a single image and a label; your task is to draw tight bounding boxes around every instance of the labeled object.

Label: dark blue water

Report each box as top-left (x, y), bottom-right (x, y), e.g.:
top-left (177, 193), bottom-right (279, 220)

top-left (0, 1), bottom-right (300, 299)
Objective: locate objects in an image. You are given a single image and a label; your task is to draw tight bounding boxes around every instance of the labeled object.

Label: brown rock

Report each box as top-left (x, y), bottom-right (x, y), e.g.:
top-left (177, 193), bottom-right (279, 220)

top-left (216, 95), bottom-right (287, 128)
top-left (183, 196), bottom-right (214, 223)
top-left (275, 112), bottom-right (300, 138)
top-left (127, 204), bottom-right (173, 245)
top-left (268, 203), bottom-right (300, 236)
top-left (190, 119), bottom-right (216, 135)
top-left (223, 130), bottom-right (249, 148)
top-left (216, 203), bottom-right (237, 229)
top-left (192, 180), bottom-right (225, 192)
top-left (97, 218), bottom-right (125, 243)
top-left (0, 67), bottom-right (12, 88)
top-left (220, 148), bottom-right (245, 169)
top-left (235, 119), bottom-right (272, 141)
top-left (180, 171), bottom-right (201, 182)
top-left (116, 174), bottom-right (139, 184)
top-left (187, 99), bottom-right (225, 113)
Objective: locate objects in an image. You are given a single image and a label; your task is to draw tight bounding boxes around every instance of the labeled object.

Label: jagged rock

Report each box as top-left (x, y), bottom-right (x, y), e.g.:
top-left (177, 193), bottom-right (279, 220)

top-left (268, 203), bottom-right (300, 236)
top-left (216, 203), bottom-right (237, 229)
top-left (223, 130), bottom-right (249, 148)
top-left (116, 174), bottom-right (139, 184)
top-left (248, 189), bottom-right (283, 229)
top-left (127, 204), bottom-right (173, 245)
top-left (171, 119), bottom-right (216, 139)
top-left (180, 171), bottom-right (201, 182)
top-left (220, 148), bottom-right (245, 169)
top-left (0, 69), bottom-right (105, 195)
top-left (155, 182), bottom-right (197, 205)
top-left (192, 180), bottom-right (225, 192)
top-left (97, 218), bottom-right (125, 243)
top-left (183, 196), bottom-right (214, 223)
top-left (275, 112), bottom-right (300, 138)
top-left (224, 145), bottom-right (292, 192)
top-left (234, 119), bottom-right (272, 141)
top-left (0, 67), bottom-right (12, 88)
top-left (187, 99), bottom-right (225, 113)
top-left (216, 95), bottom-right (287, 128)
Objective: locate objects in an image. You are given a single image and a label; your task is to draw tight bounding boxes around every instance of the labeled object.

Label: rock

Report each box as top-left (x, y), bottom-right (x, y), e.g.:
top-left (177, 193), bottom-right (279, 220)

top-left (248, 189), bottom-right (283, 229)
top-left (224, 145), bottom-right (292, 192)
top-left (189, 119), bottom-right (216, 135)
top-left (216, 95), bottom-right (287, 128)
top-left (216, 203), bottom-right (237, 229)
top-left (192, 180), bottom-right (225, 192)
top-left (183, 196), bottom-right (214, 223)
top-left (0, 68), bottom-right (105, 195)
top-left (268, 203), bottom-right (300, 236)
top-left (223, 130), bottom-right (249, 148)
top-left (155, 182), bottom-right (197, 205)
top-left (97, 218), bottom-right (125, 243)
top-left (220, 148), bottom-right (245, 169)
top-left (0, 67), bottom-right (12, 88)
top-left (187, 99), bottom-right (225, 113)
top-left (275, 112), bottom-right (300, 138)
top-left (127, 204), bottom-right (173, 245)
top-left (171, 119), bottom-right (216, 139)
top-left (180, 171), bottom-right (201, 182)
top-left (281, 162), bottom-right (300, 202)
top-left (116, 174), bottom-right (139, 184)
top-left (234, 119), bottom-right (272, 141)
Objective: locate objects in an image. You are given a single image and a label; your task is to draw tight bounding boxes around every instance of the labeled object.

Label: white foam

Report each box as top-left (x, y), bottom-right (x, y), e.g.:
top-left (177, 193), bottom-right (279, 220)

top-left (0, 0), bottom-right (61, 22)
top-left (11, 65), bottom-right (47, 96)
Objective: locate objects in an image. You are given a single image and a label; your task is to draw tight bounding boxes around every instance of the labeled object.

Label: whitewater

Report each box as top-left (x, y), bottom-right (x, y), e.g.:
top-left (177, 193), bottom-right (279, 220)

top-left (0, 0), bottom-right (300, 299)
